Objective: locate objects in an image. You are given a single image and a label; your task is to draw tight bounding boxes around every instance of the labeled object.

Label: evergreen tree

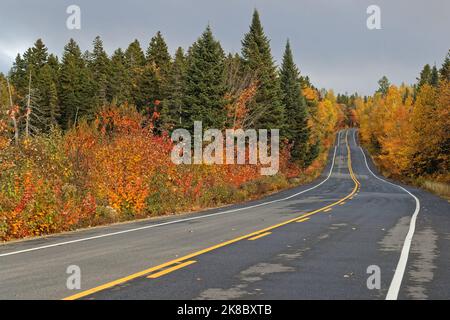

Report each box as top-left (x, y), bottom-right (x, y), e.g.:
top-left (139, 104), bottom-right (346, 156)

top-left (135, 64), bottom-right (161, 110)
top-left (430, 65), bottom-right (439, 87)
top-left (162, 47), bottom-right (187, 129)
top-left (107, 48), bottom-right (130, 105)
top-left (183, 26), bottom-right (227, 131)
top-left (417, 64), bottom-right (432, 88)
top-left (9, 54), bottom-right (28, 100)
top-left (146, 31), bottom-right (172, 117)
top-left (241, 9), bottom-right (285, 130)
top-left (58, 38), bottom-right (94, 129)
top-left (37, 64), bottom-right (60, 130)
top-left (280, 40), bottom-right (309, 164)
top-left (377, 76), bottom-right (390, 96)
top-left (439, 50), bottom-right (450, 82)
top-left (146, 31), bottom-right (171, 76)
top-left (125, 39), bottom-right (146, 106)
top-left (89, 36), bottom-right (110, 109)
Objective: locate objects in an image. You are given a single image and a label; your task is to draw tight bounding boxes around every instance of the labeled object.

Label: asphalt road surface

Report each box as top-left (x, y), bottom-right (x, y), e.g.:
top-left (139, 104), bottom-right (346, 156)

top-left (1, 129), bottom-right (449, 300)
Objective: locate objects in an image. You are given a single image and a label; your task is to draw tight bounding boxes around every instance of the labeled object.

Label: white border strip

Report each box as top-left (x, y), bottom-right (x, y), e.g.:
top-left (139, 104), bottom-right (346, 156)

top-left (355, 130), bottom-right (420, 300)
top-left (0, 138), bottom-right (341, 258)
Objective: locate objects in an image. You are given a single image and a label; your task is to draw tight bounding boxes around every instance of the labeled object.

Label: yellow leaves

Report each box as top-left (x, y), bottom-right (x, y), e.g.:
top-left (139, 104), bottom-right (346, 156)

top-left (302, 86), bottom-right (318, 101)
top-left (356, 82), bottom-right (449, 180)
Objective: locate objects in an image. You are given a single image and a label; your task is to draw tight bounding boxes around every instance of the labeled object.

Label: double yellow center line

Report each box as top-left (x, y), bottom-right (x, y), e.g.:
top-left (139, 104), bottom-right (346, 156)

top-left (63, 130), bottom-right (360, 300)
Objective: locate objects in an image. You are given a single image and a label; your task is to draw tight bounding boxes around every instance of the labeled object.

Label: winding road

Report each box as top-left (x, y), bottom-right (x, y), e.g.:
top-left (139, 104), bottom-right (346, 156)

top-left (1, 129), bottom-right (449, 300)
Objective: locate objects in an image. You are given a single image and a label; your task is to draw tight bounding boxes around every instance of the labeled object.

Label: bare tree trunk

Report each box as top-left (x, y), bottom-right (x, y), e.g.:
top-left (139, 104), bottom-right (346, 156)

top-left (6, 77), bottom-right (19, 145)
top-left (25, 71), bottom-right (32, 138)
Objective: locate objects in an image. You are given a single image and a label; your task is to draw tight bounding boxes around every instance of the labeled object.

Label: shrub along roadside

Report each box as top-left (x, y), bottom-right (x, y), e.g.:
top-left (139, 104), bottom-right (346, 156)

top-left (0, 106), bottom-right (332, 242)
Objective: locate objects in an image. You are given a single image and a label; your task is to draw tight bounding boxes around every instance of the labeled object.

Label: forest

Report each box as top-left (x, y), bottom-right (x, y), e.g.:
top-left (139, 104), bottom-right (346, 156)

top-left (0, 10), bottom-right (345, 241)
top-left (355, 53), bottom-right (449, 197)
top-left (0, 9), bottom-right (448, 242)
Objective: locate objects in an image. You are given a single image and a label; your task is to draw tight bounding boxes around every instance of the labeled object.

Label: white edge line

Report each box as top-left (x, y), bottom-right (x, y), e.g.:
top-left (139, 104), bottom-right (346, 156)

top-left (355, 130), bottom-right (420, 300)
top-left (0, 140), bottom-right (341, 258)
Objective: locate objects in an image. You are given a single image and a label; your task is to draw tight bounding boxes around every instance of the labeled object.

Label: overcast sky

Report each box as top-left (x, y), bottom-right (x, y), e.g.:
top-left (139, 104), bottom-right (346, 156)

top-left (0, 0), bottom-right (449, 95)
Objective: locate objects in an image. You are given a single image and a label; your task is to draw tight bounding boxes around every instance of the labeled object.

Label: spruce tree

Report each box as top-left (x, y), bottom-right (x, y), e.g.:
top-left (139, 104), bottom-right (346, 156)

top-left (146, 31), bottom-right (172, 117)
top-left (125, 39), bottom-right (146, 107)
top-left (439, 50), bottom-right (450, 82)
top-left (135, 64), bottom-right (161, 110)
top-left (183, 26), bottom-right (227, 131)
top-left (108, 48), bottom-right (130, 105)
top-left (280, 40), bottom-right (309, 165)
top-left (162, 47), bottom-right (187, 129)
top-left (430, 65), bottom-right (439, 87)
top-left (58, 38), bottom-right (94, 129)
top-left (241, 9), bottom-right (285, 130)
top-left (89, 36), bottom-right (110, 109)
top-left (37, 64), bottom-right (60, 130)
top-left (377, 76), bottom-right (390, 96)
top-left (146, 31), bottom-right (171, 76)
top-left (417, 64), bottom-right (432, 88)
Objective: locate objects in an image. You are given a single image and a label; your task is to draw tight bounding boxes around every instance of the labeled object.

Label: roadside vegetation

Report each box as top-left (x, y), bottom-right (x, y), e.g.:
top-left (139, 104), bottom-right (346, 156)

top-left (354, 51), bottom-right (450, 199)
top-left (0, 10), bottom-right (344, 241)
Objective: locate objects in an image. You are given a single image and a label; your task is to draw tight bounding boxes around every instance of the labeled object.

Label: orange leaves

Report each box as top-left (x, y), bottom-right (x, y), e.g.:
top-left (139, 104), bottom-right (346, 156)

top-left (356, 82), bottom-right (450, 181)
top-left (226, 81), bottom-right (258, 129)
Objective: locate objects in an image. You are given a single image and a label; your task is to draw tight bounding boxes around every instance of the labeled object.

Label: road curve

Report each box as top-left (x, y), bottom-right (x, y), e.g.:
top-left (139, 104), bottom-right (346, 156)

top-left (0, 129), bottom-right (449, 300)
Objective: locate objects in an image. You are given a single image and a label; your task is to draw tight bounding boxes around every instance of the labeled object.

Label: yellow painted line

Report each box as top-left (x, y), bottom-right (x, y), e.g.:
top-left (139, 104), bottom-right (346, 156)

top-left (63, 130), bottom-right (361, 300)
top-left (296, 218), bottom-right (310, 223)
top-left (339, 202), bottom-right (346, 206)
top-left (248, 232), bottom-right (272, 241)
top-left (147, 260), bottom-right (196, 279)
top-left (323, 208), bottom-right (332, 213)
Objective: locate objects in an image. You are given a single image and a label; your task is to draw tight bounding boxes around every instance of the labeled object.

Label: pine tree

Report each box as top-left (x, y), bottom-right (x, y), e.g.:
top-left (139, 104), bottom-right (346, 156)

top-left (377, 76), bottom-right (390, 96)
top-left (125, 39), bottom-right (146, 107)
top-left (135, 64), bottom-right (161, 110)
top-left (241, 9), bottom-right (285, 130)
top-left (417, 64), bottom-right (432, 88)
top-left (146, 31), bottom-right (172, 117)
top-left (37, 64), bottom-right (60, 130)
top-left (146, 31), bottom-right (171, 76)
top-left (9, 54), bottom-right (28, 100)
top-left (439, 50), bottom-right (450, 82)
top-left (89, 36), bottom-right (110, 109)
top-left (107, 48), bottom-right (130, 105)
top-left (58, 38), bottom-right (94, 129)
top-left (183, 26), bottom-right (227, 131)
top-left (280, 40), bottom-right (309, 165)
top-left (162, 47), bottom-right (187, 129)
top-left (430, 65), bottom-right (439, 87)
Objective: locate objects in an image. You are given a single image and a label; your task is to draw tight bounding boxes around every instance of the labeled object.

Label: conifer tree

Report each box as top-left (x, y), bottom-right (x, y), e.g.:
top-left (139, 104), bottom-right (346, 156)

top-left (89, 36), bottom-right (110, 109)
top-left (183, 26), bottom-right (227, 131)
top-left (280, 40), bottom-right (309, 164)
top-left (146, 31), bottom-right (171, 76)
top-left (417, 64), bottom-right (432, 88)
top-left (125, 39), bottom-right (146, 107)
top-left (439, 50), bottom-right (450, 82)
top-left (58, 38), bottom-right (94, 129)
top-left (377, 76), bottom-right (390, 96)
top-left (108, 48), bottom-right (130, 105)
top-left (162, 47), bottom-right (187, 129)
top-left (241, 9), bottom-right (285, 130)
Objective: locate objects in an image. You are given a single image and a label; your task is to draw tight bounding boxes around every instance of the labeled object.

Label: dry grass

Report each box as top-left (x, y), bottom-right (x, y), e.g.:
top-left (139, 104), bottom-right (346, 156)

top-left (420, 180), bottom-right (450, 200)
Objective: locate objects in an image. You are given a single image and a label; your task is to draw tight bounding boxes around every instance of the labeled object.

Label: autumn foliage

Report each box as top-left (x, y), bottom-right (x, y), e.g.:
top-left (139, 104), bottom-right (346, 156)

top-left (0, 102), bottom-right (334, 241)
top-left (355, 81), bottom-right (450, 184)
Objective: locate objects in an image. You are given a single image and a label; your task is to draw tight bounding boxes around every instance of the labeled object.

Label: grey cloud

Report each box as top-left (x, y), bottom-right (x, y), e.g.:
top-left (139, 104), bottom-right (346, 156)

top-left (0, 0), bottom-right (448, 95)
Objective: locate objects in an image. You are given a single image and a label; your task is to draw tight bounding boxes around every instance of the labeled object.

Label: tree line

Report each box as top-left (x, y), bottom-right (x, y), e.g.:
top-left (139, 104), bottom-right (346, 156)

top-left (0, 10), bottom-right (319, 167)
top-left (356, 49), bottom-right (449, 183)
